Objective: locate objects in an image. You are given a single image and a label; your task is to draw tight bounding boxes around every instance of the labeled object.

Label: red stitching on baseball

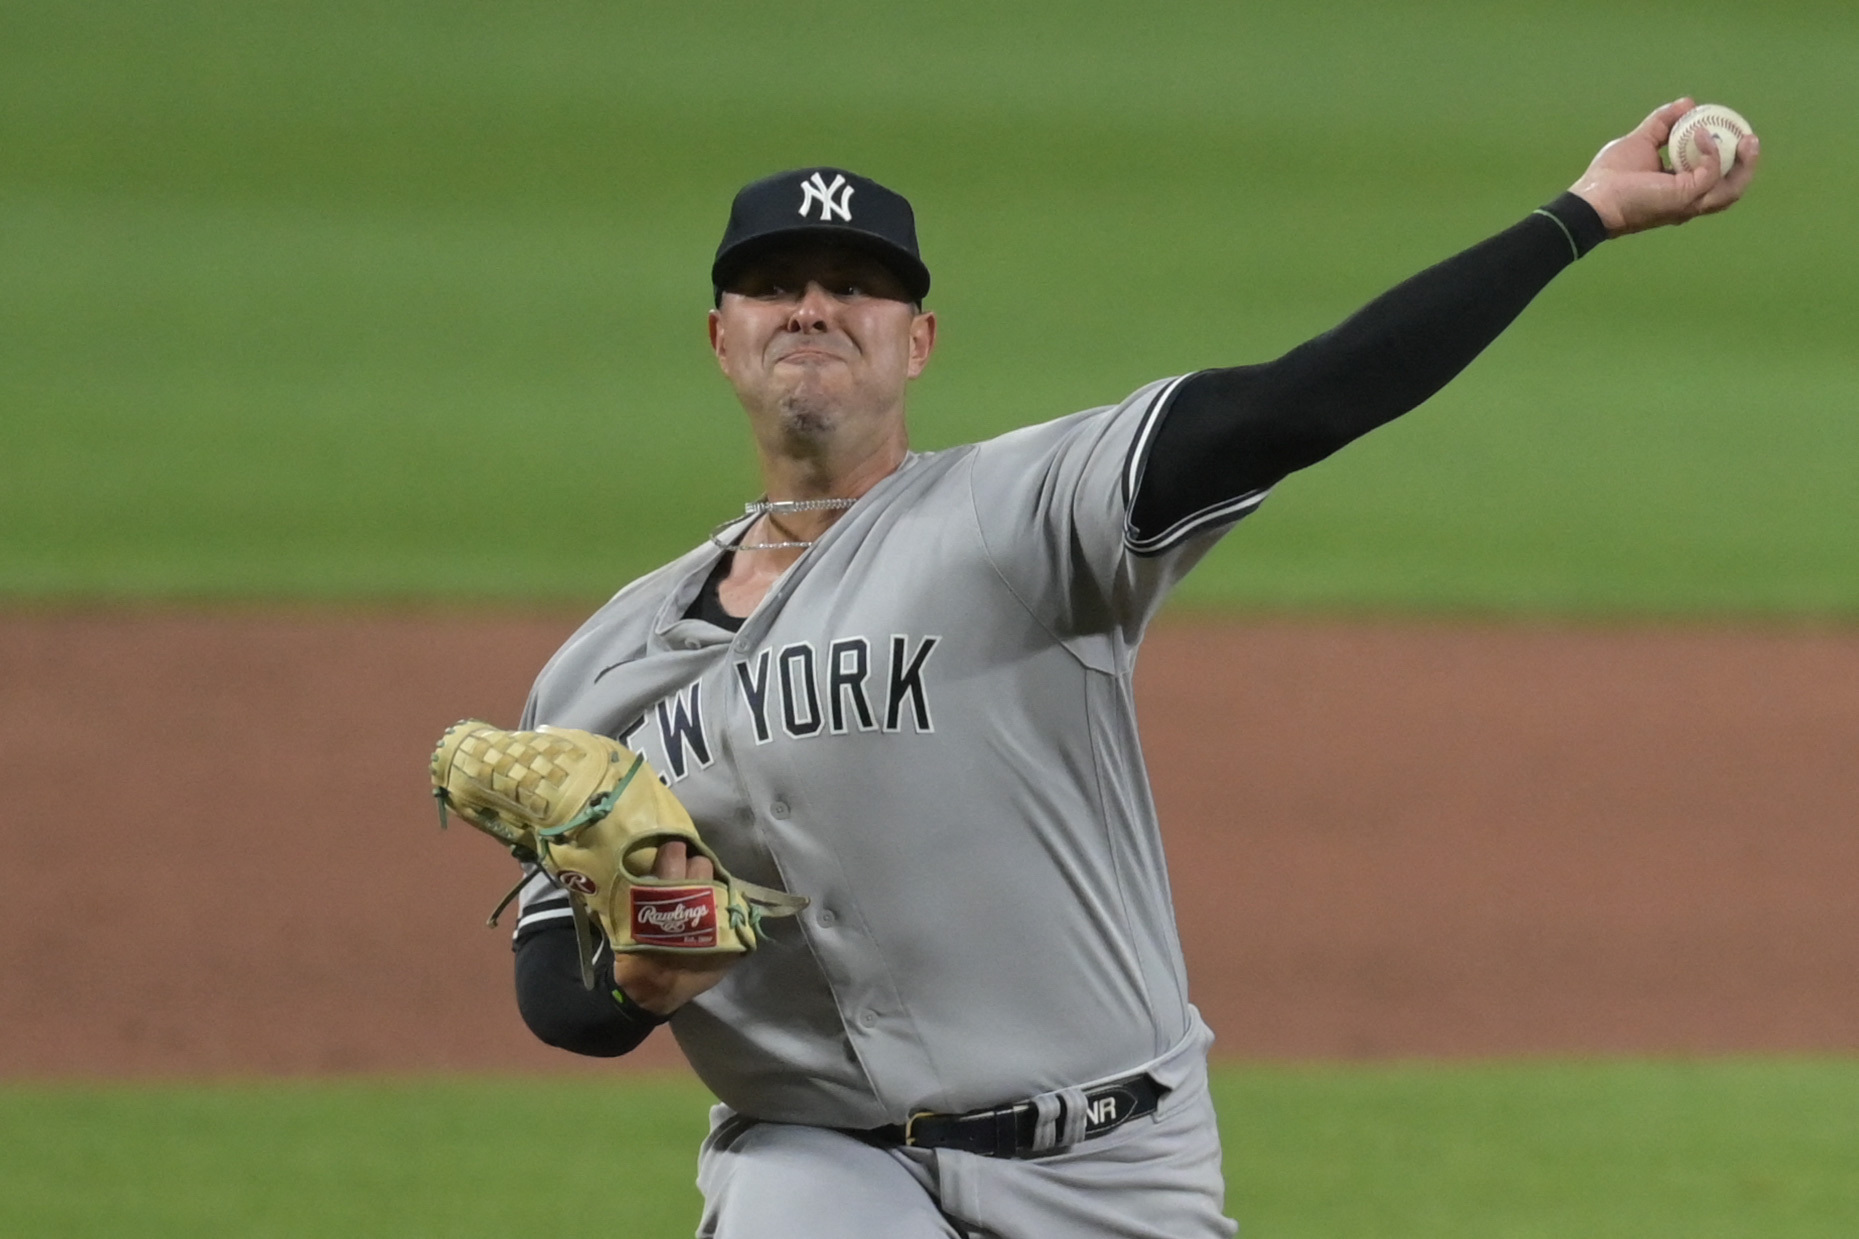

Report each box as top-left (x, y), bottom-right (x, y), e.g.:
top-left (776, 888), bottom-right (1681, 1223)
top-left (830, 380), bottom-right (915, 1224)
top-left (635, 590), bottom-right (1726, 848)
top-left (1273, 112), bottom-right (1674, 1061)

top-left (1673, 114), bottom-right (1746, 173)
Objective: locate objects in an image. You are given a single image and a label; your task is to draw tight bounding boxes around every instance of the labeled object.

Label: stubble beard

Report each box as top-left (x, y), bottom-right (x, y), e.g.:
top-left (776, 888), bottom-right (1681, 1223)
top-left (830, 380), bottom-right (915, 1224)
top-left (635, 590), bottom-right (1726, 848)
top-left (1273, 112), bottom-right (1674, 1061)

top-left (774, 385), bottom-right (839, 444)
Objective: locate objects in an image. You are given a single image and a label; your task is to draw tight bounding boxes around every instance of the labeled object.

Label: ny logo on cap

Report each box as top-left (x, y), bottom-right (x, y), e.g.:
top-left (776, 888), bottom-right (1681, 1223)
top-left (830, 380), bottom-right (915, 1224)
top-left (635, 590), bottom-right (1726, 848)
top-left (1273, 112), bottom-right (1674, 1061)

top-left (798, 172), bottom-right (854, 222)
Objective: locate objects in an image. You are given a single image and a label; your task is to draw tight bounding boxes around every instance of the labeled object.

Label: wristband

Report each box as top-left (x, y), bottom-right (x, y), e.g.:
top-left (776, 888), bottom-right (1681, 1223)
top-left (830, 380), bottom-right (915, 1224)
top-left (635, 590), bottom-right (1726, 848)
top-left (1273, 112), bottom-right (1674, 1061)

top-left (1533, 192), bottom-right (1610, 261)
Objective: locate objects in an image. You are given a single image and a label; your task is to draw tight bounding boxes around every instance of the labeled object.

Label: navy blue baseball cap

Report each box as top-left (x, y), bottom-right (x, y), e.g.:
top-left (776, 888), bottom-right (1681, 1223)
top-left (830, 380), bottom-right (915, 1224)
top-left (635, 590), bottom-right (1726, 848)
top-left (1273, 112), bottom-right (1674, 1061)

top-left (711, 167), bottom-right (931, 303)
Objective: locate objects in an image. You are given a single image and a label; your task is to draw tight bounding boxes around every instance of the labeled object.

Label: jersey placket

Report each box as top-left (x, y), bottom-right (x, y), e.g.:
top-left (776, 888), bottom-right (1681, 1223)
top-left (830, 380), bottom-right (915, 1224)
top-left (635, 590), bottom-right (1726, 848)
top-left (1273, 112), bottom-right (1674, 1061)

top-left (707, 549), bottom-right (953, 1118)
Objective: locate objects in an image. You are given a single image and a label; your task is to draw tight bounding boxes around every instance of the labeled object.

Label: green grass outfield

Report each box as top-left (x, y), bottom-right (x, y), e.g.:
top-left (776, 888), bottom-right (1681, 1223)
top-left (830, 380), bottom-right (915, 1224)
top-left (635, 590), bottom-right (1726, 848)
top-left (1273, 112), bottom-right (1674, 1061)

top-left (4, 1061), bottom-right (1855, 1237)
top-left (3, 0), bottom-right (1855, 615)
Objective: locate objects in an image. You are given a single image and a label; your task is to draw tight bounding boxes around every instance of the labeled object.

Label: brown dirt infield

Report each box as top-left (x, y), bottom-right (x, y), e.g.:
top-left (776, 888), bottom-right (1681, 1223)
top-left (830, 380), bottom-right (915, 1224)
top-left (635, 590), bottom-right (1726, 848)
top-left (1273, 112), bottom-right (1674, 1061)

top-left (2, 611), bottom-right (1855, 1078)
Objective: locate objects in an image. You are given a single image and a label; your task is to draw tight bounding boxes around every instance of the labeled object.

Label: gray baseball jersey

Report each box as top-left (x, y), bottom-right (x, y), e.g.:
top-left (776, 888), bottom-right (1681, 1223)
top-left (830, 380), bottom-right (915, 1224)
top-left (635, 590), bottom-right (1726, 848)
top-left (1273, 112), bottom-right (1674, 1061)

top-left (514, 374), bottom-right (1266, 1130)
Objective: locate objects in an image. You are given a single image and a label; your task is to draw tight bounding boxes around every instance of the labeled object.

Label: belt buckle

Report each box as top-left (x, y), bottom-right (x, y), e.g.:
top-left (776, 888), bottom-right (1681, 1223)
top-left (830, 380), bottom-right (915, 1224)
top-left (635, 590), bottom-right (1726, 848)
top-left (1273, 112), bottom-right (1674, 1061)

top-left (902, 1110), bottom-right (939, 1147)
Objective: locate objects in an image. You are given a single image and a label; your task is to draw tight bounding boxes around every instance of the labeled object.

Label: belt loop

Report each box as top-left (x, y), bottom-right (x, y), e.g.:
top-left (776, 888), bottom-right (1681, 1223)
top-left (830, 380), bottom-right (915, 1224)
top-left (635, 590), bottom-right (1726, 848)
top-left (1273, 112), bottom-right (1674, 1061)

top-left (1030, 1092), bottom-right (1063, 1152)
top-left (1056, 1086), bottom-right (1091, 1147)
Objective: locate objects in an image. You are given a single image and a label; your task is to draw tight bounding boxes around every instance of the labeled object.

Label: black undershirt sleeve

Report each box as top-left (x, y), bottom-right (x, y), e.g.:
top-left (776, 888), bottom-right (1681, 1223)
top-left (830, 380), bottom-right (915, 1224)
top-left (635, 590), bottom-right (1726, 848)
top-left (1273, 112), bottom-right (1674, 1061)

top-left (513, 921), bottom-right (668, 1057)
top-left (1127, 193), bottom-right (1609, 547)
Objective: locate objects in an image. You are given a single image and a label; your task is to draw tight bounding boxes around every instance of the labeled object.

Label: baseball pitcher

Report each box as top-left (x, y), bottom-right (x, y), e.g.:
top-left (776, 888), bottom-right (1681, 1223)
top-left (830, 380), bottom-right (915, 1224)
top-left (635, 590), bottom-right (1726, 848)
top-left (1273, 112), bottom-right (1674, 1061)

top-left (436, 102), bottom-right (1757, 1237)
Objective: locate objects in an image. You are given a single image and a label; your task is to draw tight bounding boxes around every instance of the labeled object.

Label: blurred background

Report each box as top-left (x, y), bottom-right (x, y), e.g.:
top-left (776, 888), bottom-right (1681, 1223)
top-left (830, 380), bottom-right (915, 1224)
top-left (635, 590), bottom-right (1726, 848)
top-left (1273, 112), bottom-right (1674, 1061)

top-left (3, 0), bottom-right (1853, 611)
top-left (3, 2), bottom-right (1855, 1236)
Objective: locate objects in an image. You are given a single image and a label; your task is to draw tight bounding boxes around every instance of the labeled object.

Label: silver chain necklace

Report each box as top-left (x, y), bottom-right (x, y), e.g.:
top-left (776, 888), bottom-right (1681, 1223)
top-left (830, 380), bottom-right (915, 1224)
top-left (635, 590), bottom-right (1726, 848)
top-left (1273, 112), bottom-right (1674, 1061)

top-left (710, 497), bottom-right (857, 552)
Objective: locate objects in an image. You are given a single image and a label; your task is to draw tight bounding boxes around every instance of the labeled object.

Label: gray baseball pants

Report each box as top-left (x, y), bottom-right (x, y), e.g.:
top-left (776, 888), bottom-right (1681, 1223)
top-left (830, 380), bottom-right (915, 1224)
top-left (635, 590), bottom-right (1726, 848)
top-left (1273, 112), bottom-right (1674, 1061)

top-left (694, 1046), bottom-right (1237, 1238)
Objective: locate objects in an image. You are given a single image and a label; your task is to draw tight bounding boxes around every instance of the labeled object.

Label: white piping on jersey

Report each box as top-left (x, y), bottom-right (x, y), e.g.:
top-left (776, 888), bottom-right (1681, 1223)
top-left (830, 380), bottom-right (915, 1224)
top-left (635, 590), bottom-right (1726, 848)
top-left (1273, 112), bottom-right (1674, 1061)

top-left (1124, 486), bottom-right (1271, 556)
top-left (515, 905), bottom-right (576, 930)
top-left (1120, 374), bottom-right (1191, 510)
top-left (1119, 371), bottom-right (1272, 557)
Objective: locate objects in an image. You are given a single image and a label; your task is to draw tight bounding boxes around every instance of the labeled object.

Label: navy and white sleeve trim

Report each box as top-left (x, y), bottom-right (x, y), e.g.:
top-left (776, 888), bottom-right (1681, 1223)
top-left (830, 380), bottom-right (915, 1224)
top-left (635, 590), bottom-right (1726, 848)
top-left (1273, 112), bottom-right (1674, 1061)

top-left (1119, 374), bottom-right (1189, 511)
top-left (1126, 482), bottom-right (1271, 556)
top-left (516, 899), bottom-right (574, 935)
top-left (1120, 375), bottom-right (1273, 557)
top-left (512, 867), bottom-right (572, 941)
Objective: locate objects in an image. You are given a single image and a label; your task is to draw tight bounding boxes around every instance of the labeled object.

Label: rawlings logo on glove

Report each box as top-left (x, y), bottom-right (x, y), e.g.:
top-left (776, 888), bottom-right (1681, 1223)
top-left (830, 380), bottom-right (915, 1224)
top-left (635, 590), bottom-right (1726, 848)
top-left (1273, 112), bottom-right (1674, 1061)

top-left (428, 719), bottom-right (808, 988)
top-left (633, 889), bottom-right (720, 946)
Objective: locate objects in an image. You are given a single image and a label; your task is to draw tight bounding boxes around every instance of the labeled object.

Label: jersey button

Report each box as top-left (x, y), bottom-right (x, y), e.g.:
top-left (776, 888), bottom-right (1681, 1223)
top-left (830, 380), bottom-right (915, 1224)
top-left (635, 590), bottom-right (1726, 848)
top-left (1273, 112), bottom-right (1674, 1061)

top-left (857, 1010), bottom-right (878, 1029)
top-left (769, 799), bottom-right (790, 819)
top-left (816, 909), bottom-right (837, 927)
top-left (683, 637), bottom-right (703, 650)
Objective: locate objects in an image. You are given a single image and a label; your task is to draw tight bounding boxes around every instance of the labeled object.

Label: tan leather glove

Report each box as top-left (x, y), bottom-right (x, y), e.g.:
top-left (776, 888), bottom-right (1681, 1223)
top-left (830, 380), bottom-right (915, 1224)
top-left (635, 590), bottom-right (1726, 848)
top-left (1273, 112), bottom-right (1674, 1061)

top-left (430, 719), bottom-right (808, 986)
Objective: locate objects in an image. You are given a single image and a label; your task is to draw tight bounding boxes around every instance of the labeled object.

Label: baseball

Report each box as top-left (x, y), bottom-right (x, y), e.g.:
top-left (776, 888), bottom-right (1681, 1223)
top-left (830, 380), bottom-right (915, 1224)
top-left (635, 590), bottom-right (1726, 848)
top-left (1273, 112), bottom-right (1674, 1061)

top-left (1666, 103), bottom-right (1753, 176)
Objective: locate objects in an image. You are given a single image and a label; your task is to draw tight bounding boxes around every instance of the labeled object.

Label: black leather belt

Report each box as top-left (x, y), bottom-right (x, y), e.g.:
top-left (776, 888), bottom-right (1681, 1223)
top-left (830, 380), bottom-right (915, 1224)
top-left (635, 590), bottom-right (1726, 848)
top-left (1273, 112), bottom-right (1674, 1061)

top-left (855, 1072), bottom-right (1164, 1159)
